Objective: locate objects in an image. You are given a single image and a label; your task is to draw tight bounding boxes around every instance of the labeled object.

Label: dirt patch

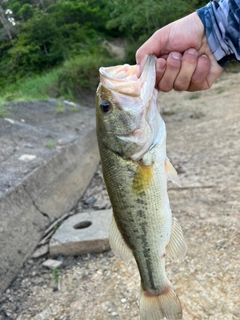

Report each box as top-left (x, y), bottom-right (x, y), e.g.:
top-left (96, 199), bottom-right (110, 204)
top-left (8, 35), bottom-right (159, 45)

top-left (1, 72), bottom-right (240, 320)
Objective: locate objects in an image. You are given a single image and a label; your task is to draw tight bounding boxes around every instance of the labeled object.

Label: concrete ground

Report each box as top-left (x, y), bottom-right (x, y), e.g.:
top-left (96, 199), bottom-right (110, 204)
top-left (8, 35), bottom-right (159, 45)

top-left (1, 71), bottom-right (240, 319)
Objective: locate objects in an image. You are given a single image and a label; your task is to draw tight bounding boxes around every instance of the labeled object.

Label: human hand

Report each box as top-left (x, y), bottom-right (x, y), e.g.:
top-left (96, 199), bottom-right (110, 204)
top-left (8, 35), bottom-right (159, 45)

top-left (136, 12), bottom-right (224, 92)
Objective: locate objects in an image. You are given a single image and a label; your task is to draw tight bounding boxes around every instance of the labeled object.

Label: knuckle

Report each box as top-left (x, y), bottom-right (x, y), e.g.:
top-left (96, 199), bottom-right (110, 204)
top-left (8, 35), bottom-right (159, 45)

top-left (174, 78), bottom-right (189, 91)
top-left (183, 54), bottom-right (198, 65)
top-left (167, 60), bottom-right (181, 71)
top-left (158, 82), bottom-right (172, 92)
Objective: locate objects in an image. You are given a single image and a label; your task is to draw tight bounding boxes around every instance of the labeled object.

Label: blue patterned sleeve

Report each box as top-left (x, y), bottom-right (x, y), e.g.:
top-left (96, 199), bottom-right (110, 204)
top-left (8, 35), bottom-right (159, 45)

top-left (197, 0), bottom-right (240, 67)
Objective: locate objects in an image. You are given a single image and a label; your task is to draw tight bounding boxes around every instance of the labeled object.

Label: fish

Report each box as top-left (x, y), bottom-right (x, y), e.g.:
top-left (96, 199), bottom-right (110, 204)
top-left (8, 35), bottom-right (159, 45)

top-left (96, 55), bottom-right (187, 320)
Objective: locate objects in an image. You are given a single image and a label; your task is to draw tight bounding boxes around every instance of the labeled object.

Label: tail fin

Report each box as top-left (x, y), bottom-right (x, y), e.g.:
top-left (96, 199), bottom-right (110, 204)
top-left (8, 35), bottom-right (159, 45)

top-left (140, 285), bottom-right (182, 320)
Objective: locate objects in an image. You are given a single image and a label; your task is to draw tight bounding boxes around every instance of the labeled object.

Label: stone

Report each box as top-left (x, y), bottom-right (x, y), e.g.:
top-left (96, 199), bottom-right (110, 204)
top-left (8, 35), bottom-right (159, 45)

top-left (42, 259), bottom-right (63, 269)
top-left (18, 154), bottom-right (36, 161)
top-left (32, 245), bottom-right (49, 258)
top-left (4, 118), bottom-right (15, 124)
top-left (49, 210), bottom-right (112, 256)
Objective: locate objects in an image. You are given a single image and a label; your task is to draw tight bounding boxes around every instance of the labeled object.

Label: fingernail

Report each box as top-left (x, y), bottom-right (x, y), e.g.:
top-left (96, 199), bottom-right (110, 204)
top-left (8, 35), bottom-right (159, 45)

top-left (187, 48), bottom-right (197, 55)
top-left (171, 52), bottom-right (181, 60)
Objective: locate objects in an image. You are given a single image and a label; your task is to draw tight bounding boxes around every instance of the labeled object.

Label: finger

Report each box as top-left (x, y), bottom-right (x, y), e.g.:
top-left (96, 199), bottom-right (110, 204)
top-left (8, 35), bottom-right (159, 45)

top-left (136, 52), bottom-right (148, 78)
top-left (187, 55), bottom-right (211, 91)
top-left (156, 58), bottom-right (167, 86)
top-left (157, 52), bottom-right (182, 92)
top-left (205, 55), bottom-right (224, 89)
top-left (194, 36), bottom-right (224, 90)
top-left (173, 48), bottom-right (198, 91)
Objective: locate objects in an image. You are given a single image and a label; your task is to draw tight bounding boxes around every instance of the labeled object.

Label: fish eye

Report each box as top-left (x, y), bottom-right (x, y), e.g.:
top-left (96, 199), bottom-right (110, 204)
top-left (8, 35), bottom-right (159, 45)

top-left (100, 100), bottom-right (111, 113)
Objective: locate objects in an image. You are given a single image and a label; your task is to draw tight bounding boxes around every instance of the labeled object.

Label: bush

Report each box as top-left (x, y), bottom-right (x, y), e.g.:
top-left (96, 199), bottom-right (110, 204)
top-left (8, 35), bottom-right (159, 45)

top-left (55, 52), bottom-right (121, 101)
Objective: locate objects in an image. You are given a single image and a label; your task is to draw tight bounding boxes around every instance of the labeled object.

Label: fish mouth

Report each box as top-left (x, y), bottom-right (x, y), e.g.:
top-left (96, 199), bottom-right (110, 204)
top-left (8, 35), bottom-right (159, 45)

top-left (99, 64), bottom-right (141, 97)
top-left (98, 56), bottom-right (161, 161)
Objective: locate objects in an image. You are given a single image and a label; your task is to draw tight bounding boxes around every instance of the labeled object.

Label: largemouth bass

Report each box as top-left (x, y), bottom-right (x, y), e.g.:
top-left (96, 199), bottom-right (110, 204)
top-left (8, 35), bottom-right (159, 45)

top-left (96, 56), bottom-right (187, 320)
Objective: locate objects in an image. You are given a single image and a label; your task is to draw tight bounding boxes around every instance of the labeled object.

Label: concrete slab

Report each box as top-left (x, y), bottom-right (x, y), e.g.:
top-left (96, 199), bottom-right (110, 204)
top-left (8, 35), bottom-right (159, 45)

top-left (49, 210), bottom-right (112, 256)
top-left (42, 259), bottom-right (63, 270)
top-left (0, 100), bottom-right (100, 293)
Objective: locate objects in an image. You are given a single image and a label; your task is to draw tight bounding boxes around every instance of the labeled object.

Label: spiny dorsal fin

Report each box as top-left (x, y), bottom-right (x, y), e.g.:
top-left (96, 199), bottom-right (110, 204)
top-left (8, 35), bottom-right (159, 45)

top-left (166, 217), bottom-right (187, 261)
top-left (165, 158), bottom-right (181, 187)
top-left (109, 215), bottom-right (133, 265)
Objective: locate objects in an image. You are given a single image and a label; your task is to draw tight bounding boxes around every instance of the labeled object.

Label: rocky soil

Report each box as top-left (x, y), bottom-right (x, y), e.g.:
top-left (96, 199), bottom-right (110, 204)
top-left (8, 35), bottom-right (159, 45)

top-left (1, 71), bottom-right (240, 320)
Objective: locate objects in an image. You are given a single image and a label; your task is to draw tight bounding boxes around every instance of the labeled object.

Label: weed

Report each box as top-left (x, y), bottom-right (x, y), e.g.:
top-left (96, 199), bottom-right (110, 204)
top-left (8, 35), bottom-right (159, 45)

top-left (56, 101), bottom-right (65, 114)
top-left (189, 93), bottom-right (200, 100)
top-left (0, 102), bottom-right (9, 118)
top-left (70, 106), bottom-right (78, 112)
top-left (54, 222), bottom-right (61, 232)
top-left (46, 139), bottom-right (56, 149)
top-left (49, 268), bottom-right (61, 284)
top-left (0, 105), bottom-right (5, 118)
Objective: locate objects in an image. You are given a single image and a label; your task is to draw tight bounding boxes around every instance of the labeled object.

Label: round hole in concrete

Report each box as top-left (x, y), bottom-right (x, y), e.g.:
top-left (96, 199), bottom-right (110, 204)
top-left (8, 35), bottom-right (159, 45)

top-left (74, 220), bottom-right (92, 230)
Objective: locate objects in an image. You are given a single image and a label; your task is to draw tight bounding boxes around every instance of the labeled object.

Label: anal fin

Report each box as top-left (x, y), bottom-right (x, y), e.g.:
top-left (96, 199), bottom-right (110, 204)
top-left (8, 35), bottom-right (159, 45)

top-left (109, 215), bottom-right (133, 265)
top-left (166, 218), bottom-right (187, 261)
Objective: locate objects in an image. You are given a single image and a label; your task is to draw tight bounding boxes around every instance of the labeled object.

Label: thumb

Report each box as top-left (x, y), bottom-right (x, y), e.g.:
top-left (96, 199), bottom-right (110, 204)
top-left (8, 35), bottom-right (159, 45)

top-left (136, 51), bottom-right (149, 78)
top-left (136, 28), bottom-right (169, 78)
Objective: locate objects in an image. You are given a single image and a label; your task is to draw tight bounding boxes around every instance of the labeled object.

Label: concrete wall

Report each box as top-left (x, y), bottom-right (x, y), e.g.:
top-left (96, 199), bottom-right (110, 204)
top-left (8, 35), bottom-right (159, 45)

top-left (0, 129), bottom-right (99, 293)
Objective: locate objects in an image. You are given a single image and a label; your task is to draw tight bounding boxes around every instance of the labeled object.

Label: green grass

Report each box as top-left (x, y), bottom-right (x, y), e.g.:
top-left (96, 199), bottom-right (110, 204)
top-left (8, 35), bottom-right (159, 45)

top-left (217, 88), bottom-right (225, 94)
top-left (0, 98), bottom-right (10, 118)
top-left (56, 100), bottom-right (65, 114)
top-left (46, 139), bottom-right (56, 149)
top-left (0, 105), bottom-right (6, 118)
top-left (0, 71), bottom-right (57, 103)
top-left (48, 268), bottom-right (61, 284)
top-left (0, 53), bottom-right (122, 107)
top-left (188, 93), bottom-right (200, 100)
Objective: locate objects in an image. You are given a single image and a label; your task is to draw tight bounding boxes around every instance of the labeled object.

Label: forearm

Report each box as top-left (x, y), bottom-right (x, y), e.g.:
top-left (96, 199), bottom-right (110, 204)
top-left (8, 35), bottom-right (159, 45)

top-left (197, 0), bottom-right (240, 67)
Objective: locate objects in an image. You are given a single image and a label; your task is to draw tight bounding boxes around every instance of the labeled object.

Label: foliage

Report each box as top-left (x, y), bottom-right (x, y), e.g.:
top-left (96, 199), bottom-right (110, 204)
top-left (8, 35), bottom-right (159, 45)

top-left (0, 0), bottom-right (214, 100)
top-left (0, 0), bottom-right (115, 87)
top-left (107, 0), bottom-right (201, 41)
top-left (0, 53), bottom-right (121, 104)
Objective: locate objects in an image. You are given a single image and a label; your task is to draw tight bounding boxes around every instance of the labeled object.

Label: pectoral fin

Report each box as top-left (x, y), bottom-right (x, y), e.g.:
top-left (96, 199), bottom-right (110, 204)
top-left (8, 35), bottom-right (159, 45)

top-left (165, 158), bottom-right (181, 187)
top-left (109, 215), bottom-right (133, 265)
top-left (166, 218), bottom-right (187, 261)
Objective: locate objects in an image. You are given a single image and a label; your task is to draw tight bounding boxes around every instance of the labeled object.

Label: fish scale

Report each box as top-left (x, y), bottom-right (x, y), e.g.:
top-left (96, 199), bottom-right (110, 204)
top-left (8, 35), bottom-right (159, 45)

top-left (100, 138), bottom-right (171, 290)
top-left (96, 55), bottom-right (187, 320)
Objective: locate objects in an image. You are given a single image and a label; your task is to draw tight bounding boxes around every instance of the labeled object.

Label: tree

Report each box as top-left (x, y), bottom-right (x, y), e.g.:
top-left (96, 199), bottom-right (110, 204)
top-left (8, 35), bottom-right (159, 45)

top-left (0, 3), bottom-right (13, 41)
top-left (107, 0), bottom-right (195, 41)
